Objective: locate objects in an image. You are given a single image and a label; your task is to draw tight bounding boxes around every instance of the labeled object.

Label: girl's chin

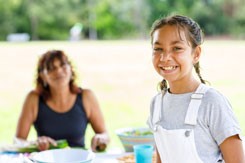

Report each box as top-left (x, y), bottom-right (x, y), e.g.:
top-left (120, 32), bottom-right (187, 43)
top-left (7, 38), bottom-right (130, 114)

top-left (159, 72), bottom-right (176, 78)
top-left (161, 75), bottom-right (177, 82)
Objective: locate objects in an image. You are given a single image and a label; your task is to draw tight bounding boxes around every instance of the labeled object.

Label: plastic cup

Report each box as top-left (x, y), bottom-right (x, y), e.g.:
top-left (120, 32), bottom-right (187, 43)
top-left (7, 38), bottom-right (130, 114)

top-left (133, 144), bottom-right (153, 163)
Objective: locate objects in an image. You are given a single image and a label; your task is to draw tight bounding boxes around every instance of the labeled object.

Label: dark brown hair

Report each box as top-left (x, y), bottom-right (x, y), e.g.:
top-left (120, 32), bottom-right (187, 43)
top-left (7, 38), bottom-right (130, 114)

top-left (35, 50), bottom-right (81, 100)
top-left (150, 14), bottom-right (207, 91)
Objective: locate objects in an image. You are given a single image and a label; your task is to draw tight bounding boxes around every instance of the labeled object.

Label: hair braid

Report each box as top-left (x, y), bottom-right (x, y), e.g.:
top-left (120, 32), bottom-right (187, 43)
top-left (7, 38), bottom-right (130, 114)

top-left (159, 79), bottom-right (168, 94)
top-left (194, 62), bottom-right (207, 84)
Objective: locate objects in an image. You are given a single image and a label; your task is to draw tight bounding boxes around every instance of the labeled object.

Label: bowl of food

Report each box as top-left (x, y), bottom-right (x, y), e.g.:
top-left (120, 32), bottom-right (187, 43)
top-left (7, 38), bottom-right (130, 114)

top-left (32, 148), bottom-right (95, 163)
top-left (115, 127), bottom-right (154, 152)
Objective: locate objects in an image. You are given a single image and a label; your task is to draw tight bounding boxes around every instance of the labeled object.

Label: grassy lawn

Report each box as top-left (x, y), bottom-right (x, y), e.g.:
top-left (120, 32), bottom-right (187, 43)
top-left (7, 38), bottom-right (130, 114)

top-left (0, 40), bottom-right (244, 150)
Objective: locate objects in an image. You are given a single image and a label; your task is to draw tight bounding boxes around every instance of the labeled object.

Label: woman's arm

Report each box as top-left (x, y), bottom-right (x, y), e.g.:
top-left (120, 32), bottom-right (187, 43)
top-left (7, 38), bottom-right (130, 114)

top-left (15, 91), bottom-right (57, 151)
top-left (82, 89), bottom-right (110, 152)
top-left (15, 91), bottom-right (38, 140)
top-left (220, 134), bottom-right (245, 163)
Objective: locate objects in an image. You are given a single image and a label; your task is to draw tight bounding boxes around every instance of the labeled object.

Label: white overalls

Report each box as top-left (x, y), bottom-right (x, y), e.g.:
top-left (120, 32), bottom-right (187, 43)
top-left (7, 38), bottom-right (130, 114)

top-left (148, 84), bottom-right (224, 163)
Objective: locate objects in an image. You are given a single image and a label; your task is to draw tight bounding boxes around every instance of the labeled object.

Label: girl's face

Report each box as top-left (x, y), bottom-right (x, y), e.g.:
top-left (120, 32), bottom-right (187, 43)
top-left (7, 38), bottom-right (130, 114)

top-left (152, 25), bottom-right (200, 86)
top-left (42, 58), bottom-right (72, 89)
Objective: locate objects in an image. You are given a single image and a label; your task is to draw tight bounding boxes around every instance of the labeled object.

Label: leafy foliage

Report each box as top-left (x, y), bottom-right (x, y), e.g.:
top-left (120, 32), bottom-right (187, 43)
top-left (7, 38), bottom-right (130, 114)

top-left (0, 0), bottom-right (244, 40)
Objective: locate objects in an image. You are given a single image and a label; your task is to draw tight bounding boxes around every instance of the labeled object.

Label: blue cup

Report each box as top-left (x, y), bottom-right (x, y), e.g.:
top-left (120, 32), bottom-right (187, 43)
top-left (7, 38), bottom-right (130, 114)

top-left (133, 144), bottom-right (153, 163)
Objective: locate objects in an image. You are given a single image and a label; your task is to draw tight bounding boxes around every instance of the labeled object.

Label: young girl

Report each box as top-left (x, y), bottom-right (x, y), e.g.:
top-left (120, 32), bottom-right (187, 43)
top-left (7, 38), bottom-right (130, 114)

top-left (147, 15), bottom-right (244, 163)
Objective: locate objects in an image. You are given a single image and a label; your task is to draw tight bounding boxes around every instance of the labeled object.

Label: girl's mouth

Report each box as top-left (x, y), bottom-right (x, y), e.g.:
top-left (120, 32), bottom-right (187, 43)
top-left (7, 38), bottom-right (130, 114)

top-left (161, 66), bottom-right (178, 71)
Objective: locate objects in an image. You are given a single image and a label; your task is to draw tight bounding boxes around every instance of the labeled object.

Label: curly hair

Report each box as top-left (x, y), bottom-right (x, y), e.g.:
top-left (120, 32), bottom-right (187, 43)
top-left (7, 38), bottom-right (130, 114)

top-left (35, 50), bottom-right (81, 100)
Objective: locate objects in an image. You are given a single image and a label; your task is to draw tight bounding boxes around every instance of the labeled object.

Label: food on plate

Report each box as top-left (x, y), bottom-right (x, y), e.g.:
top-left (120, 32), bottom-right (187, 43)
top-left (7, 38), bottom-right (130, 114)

top-left (117, 152), bottom-right (156, 163)
top-left (116, 127), bottom-right (155, 152)
top-left (124, 129), bottom-right (153, 136)
top-left (0, 139), bottom-right (69, 153)
top-left (18, 139), bottom-right (69, 153)
top-left (117, 154), bottom-right (135, 163)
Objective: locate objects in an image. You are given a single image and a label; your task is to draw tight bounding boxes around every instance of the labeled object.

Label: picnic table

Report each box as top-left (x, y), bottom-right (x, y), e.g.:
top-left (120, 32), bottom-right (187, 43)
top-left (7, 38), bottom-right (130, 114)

top-left (0, 151), bottom-right (134, 163)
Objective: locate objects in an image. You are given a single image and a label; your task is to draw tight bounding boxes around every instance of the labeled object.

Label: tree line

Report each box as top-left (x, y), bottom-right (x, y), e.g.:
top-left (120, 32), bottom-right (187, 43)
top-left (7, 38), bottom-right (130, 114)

top-left (0, 0), bottom-right (244, 40)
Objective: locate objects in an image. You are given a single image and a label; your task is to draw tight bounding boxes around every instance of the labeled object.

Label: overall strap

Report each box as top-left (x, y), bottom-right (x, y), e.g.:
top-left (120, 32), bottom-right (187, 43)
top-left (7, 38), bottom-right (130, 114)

top-left (184, 84), bottom-right (210, 125)
top-left (148, 93), bottom-right (164, 131)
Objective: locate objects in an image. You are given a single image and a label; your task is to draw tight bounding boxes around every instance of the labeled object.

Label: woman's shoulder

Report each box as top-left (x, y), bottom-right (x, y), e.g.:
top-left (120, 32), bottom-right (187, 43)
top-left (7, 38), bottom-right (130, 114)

top-left (81, 88), bottom-right (95, 97)
top-left (21, 90), bottom-right (39, 120)
top-left (80, 88), bottom-right (100, 118)
top-left (25, 90), bottom-right (39, 99)
top-left (80, 88), bottom-right (98, 105)
top-left (30, 89), bottom-right (40, 95)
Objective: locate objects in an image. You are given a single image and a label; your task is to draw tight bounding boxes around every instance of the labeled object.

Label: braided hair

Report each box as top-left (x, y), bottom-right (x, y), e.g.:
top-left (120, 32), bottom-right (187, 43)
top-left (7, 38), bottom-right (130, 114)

top-left (150, 14), bottom-right (207, 92)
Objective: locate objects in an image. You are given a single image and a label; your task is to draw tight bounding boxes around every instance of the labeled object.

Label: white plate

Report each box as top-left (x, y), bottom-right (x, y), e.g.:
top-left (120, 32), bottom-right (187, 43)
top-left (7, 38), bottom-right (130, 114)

top-left (32, 148), bottom-right (95, 163)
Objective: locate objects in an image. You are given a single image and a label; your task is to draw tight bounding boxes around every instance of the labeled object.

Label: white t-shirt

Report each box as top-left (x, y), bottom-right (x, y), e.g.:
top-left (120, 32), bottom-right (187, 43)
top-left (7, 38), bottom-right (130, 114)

top-left (148, 87), bottom-right (242, 162)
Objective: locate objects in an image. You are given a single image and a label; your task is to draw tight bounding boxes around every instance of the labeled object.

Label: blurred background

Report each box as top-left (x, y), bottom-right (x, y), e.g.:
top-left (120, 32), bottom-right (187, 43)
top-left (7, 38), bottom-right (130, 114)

top-left (0, 0), bottom-right (245, 41)
top-left (0, 0), bottom-right (245, 151)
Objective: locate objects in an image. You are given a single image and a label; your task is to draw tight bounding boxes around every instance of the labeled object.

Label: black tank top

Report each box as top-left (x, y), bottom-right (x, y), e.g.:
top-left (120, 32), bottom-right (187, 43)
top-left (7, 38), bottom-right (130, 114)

top-left (34, 93), bottom-right (88, 147)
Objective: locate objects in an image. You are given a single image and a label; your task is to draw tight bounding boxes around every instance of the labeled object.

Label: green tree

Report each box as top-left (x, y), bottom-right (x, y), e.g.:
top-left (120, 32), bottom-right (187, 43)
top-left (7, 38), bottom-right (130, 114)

top-left (0, 0), bottom-right (244, 40)
top-left (94, 0), bottom-right (144, 39)
top-left (191, 1), bottom-right (231, 35)
top-left (0, 0), bottom-right (18, 40)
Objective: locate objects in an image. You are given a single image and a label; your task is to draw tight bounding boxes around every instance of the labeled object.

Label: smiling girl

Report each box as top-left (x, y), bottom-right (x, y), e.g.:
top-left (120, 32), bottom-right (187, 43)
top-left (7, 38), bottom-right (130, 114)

top-left (147, 15), bottom-right (244, 163)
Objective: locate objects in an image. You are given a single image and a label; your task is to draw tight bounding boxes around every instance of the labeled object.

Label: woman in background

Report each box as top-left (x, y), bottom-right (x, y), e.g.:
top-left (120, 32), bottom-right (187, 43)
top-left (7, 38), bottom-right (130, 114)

top-left (15, 50), bottom-right (109, 152)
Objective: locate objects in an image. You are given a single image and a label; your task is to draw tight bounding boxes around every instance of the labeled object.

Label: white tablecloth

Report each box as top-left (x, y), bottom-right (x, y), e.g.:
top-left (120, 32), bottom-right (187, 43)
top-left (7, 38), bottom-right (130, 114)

top-left (0, 152), bottom-right (131, 163)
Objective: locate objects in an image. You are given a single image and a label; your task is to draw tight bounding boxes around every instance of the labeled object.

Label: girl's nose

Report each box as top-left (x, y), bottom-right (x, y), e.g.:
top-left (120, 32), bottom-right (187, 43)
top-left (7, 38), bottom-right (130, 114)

top-left (160, 51), bottom-right (171, 61)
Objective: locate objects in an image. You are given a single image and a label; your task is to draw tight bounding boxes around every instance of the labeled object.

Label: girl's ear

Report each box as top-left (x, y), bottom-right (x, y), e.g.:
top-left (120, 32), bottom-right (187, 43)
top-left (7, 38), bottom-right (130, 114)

top-left (193, 46), bottom-right (201, 64)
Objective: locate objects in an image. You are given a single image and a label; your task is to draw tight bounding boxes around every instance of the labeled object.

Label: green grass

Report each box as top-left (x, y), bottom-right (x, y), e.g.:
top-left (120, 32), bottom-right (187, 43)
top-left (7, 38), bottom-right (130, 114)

top-left (0, 40), bottom-right (244, 151)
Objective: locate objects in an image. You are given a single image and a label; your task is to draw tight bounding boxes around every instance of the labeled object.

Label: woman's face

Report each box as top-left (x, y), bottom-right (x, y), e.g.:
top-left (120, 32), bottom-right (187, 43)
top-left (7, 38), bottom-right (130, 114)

top-left (151, 25), bottom-right (200, 86)
top-left (42, 58), bottom-right (72, 89)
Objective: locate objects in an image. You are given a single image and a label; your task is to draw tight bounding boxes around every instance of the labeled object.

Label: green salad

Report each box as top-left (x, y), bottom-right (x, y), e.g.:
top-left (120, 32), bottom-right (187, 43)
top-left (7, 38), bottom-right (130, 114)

top-left (124, 129), bottom-right (153, 136)
top-left (17, 139), bottom-right (69, 153)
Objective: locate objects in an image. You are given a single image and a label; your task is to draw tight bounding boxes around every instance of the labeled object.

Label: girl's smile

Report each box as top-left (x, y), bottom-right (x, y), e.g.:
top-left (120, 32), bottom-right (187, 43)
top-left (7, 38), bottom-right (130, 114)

top-left (152, 25), bottom-right (199, 89)
top-left (159, 65), bottom-right (178, 71)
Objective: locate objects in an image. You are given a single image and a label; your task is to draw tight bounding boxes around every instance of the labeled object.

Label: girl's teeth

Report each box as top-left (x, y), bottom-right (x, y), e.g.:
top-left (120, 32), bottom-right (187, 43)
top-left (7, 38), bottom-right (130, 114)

top-left (163, 66), bottom-right (176, 70)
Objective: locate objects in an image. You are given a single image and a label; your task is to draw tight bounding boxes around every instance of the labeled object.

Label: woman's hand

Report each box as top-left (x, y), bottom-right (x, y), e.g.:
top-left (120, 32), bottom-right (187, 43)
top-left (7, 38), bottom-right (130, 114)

top-left (36, 136), bottom-right (57, 151)
top-left (91, 132), bottom-right (110, 152)
top-left (83, 89), bottom-right (110, 152)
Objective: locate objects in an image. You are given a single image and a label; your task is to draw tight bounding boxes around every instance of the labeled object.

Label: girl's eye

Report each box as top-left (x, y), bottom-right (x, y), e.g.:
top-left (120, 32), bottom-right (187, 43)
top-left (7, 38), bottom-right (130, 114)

top-left (152, 48), bottom-right (162, 55)
top-left (153, 48), bottom-right (163, 52)
top-left (173, 47), bottom-right (181, 51)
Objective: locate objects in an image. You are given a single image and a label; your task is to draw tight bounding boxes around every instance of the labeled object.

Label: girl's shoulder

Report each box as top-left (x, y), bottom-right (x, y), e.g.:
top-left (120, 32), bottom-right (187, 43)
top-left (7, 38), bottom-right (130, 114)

top-left (200, 87), bottom-right (233, 114)
top-left (204, 87), bottom-right (229, 103)
top-left (152, 91), bottom-right (163, 99)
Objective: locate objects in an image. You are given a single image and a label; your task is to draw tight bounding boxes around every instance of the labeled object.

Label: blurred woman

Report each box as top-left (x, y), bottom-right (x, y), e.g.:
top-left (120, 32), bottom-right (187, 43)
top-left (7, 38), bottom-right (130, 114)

top-left (15, 50), bottom-right (109, 152)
